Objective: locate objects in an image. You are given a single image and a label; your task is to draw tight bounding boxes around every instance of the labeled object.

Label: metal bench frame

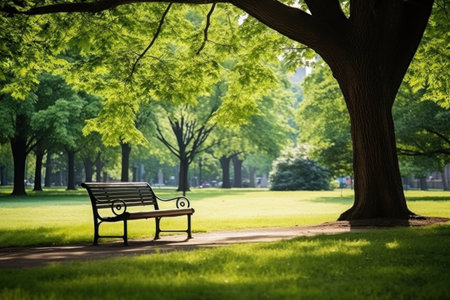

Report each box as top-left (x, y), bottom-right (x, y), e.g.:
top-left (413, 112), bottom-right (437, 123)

top-left (81, 182), bottom-right (194, 245)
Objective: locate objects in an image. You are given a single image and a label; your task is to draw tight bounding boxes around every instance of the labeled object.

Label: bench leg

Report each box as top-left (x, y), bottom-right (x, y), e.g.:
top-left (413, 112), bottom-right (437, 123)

top-left (123, 220), bottom-right (128, 245)
top-left (187, 214), bottom-right (192, 239)
top-left (93, 220), bottom-right (100, 246)
top-left (154, 217), bottom-right (161, 240)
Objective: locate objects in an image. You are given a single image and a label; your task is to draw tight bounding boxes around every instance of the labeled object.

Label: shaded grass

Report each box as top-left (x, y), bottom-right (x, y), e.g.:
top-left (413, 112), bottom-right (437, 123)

top-left (0, 225), bottom-right (449, 299)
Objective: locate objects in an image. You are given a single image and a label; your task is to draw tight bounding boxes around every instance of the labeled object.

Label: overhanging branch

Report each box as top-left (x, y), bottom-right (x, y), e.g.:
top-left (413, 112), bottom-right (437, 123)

top-left (127, 2), bottom-right (172, 82)
top-left (196, 3), bottom-right (216, 55)
top-left (0, 0), bottom-right (222, 15)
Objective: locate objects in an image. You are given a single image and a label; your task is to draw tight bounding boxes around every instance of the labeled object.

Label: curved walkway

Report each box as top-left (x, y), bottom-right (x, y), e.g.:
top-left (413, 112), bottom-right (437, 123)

top-left (1, 218), bottom-right (448, 269)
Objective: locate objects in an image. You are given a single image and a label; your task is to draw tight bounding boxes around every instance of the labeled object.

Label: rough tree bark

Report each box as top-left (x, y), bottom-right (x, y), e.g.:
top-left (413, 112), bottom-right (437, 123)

top-left (1, 0), bottom-right (435, 219)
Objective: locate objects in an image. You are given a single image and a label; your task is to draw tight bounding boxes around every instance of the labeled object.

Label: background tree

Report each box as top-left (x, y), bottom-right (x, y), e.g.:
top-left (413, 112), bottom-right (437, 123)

top-left (297, 62), bottom-right (353, 177)
top-left (0, 144), bottom-right (12, 186)
top-left (394, 84), bottom-right (449, 190)
top-left (154, 82), bottom-right (223, 193)
top-left (406, 3), bottom-right (449, 109)
top-left (0, 93), bottom-right (38, 195)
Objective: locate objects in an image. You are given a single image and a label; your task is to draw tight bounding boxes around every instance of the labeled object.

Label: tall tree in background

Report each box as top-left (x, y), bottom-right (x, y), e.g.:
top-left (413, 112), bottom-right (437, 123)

top-left (1, 0), bottom-right (439, 220)
top-left (154, 83), bottom-right (223, 193)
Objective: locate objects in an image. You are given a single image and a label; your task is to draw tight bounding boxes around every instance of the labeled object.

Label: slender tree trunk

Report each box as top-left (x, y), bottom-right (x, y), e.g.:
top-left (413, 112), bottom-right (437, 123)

top-left (33, 149), bottom-right (45, 191)
top-left (44, 152), bottom-right (52, 187)
top-left (220, 156), bottom-right (231, 188)
top-left (419, 177), bottom-right (428, 191)
top-left (0, 165), bottom-right (5, 186)
top-left (132, 165), bottom-right (137, 182)
top-left (95, 154), bottom-right (102, 182)
top-left (198, 157), bottom-right (203, 186)
top-left (67, 150), bottom-right (76, 190)
top-left (249, 166), bottom-right (256, 188)
top-left (232, 155), bottom-right (243, 188)
top-left (120, 142), bottom-right (131, 182)
top-left (177, 159), bottom-right (190, 193)
top-left (442, 171), bottom-right (449, 191)
top-left (10, 136), bottom-right (27, 196)
top-left (83, 156), bottom-right (94, 182)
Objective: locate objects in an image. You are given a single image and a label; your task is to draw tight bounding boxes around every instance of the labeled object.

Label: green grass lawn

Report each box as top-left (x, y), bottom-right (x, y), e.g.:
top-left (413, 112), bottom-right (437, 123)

top-left (0, 187), bottom-right (449, 247)
top-left (0, 187), bottom-right (449, 299)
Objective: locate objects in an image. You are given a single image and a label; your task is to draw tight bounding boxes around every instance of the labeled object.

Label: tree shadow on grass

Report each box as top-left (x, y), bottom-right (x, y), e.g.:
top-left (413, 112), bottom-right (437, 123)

top-left (0, 228), bottom-right (71, 247)
top-left (1, 225), bottom-right (450, 299)
top-left (404, 195), bottom-right (450, 202)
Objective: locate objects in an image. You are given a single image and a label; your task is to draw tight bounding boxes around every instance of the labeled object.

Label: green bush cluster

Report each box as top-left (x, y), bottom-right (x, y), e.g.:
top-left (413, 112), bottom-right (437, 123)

top-left (270, 155), bottom-right (332, 191)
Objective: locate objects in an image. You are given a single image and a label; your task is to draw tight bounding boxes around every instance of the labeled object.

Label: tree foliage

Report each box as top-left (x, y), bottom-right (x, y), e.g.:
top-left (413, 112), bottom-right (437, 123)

top-left (297, 62), bottom-right (352, 176)
top-left (406, 3), bottom-right (449, 108)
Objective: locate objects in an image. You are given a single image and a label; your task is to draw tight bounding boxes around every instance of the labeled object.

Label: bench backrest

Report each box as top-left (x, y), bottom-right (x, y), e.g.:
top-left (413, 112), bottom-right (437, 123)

top-left (81, 182), bottom-right (159, 212)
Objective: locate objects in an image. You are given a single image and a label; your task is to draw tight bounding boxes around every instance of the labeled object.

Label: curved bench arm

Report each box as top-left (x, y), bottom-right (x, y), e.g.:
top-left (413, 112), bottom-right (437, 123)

top-left (156, 196), bottom-right (191, 209)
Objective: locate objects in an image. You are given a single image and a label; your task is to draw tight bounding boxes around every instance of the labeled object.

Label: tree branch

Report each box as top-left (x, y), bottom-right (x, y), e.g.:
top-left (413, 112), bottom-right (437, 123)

top-left (425, 128), bottom-right (450, 145)
top-left (1, 0), bottom-right (320, 47)
top-left (196, 3), bottom-right (216, 55)
top-left (398, 148), bottom-right (450, 157)
top-left (127, 2), bottom-right (172, 82)
top-left (155, 123), bottom-right (180, 157)
top-left (0, 0), bottom-right (223, 15)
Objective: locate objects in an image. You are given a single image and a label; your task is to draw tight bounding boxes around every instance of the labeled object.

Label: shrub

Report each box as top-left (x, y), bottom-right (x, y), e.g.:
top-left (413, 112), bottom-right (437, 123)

top-left (270, 153), bottom-right (332, 191)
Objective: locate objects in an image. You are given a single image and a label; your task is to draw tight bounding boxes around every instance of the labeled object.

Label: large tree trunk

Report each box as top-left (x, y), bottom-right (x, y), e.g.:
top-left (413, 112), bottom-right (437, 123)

top-left (67, 149), bottom-right (76, 190)
top-left (337, 85), bottom-right (410, 219)
top-left (33, 149), bottom-right (45, 191)
top-left (219, 156), bottom-right (231, 188)
top-left (120, 142), bottom-right (131, 182)
top-left (232, 155), bottom-right (243, 188)
top-left (10, 136), bottom-right (27, 196)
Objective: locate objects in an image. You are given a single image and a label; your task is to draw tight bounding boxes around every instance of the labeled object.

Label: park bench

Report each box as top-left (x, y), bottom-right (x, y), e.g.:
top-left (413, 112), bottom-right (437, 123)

top-left (81, 182), bottom-right (194, 245)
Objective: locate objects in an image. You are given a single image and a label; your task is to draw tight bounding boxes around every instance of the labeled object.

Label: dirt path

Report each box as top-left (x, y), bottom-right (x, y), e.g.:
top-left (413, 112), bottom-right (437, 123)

top-left (1, 217), bottom-right (448, 269)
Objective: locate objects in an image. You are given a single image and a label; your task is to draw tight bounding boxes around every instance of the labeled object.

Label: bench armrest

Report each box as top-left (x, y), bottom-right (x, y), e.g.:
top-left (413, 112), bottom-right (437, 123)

top-left (156, 195), bottom-right (191, 209)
